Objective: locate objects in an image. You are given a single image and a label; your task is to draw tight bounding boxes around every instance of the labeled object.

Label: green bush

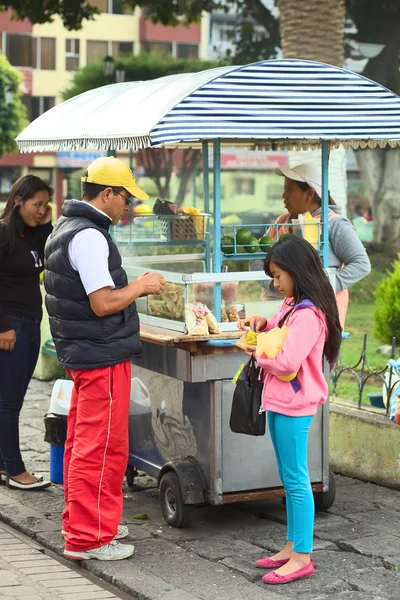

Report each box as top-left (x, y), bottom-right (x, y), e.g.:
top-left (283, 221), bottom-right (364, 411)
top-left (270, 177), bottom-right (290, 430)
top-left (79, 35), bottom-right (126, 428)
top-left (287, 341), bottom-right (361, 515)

top-left (374, 255), bottom-right (400, 342)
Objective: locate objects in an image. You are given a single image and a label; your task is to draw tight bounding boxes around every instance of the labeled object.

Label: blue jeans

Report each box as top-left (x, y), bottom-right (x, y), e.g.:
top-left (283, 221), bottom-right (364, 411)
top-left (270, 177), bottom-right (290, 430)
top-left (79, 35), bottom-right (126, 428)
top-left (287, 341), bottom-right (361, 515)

top-left (268, 411), bottom-right (314, 553)
top-left (0, 316), bottom-right (41, 477)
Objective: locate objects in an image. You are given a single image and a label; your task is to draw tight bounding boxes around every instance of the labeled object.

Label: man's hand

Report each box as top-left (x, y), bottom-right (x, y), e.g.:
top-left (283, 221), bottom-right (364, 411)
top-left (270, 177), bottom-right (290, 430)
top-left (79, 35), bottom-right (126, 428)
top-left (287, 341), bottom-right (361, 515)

top-left (138, 272), bottom-right (166, 296)
top-left (89, 273), bottom-right (166, 317)
top-left (0, 329), bottom-right (16, 351)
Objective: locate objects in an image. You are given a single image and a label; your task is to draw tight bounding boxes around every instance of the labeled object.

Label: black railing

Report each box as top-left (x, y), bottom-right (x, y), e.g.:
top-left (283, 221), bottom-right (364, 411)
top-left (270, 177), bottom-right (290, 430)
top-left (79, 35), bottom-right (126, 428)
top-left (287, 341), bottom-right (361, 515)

top-left (331, 334), bottom-right (397, 414)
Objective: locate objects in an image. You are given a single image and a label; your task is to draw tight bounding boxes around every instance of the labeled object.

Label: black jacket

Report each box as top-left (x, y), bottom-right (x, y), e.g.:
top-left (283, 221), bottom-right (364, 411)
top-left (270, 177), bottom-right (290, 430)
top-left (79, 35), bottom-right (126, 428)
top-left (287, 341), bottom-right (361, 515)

top-left (0, 215), bottom-right (52, 332)
top-left (44, 200), bottom-right (141, 370)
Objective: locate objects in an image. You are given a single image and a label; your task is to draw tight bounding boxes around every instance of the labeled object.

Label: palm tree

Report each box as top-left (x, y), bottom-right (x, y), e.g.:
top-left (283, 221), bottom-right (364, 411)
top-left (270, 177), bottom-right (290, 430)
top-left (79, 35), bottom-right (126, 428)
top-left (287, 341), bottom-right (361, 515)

top-left (278, 0), bottom-right (347, 208)
top-left (279, 0), bottom-right (345, 66)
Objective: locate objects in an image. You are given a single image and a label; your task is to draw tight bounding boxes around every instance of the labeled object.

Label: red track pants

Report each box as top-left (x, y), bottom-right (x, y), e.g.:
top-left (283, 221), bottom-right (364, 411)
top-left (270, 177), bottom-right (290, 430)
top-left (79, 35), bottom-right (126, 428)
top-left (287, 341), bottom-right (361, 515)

top-left (63, 361), bottom-right (131, 552)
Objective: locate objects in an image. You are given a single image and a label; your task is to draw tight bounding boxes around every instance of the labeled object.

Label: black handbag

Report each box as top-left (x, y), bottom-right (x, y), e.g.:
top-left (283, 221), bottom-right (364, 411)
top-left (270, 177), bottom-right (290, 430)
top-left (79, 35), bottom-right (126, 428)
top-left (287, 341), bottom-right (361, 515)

top-left (229, 356), bottom-right (266, 436)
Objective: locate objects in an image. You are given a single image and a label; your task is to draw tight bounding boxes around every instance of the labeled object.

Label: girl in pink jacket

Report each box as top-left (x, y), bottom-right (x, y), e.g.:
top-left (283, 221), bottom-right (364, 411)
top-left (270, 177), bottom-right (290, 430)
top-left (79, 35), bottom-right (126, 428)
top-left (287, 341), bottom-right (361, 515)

top-left (238, 235), bottom-right (341, 586)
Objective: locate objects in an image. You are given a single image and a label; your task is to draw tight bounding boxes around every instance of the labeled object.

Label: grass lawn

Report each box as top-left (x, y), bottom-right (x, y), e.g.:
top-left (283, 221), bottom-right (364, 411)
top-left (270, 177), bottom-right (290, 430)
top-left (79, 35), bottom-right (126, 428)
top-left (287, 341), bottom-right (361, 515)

top-left (331, 301), bottom-right (387, 405)
top-left (331, 251), bottom-right (396, 406)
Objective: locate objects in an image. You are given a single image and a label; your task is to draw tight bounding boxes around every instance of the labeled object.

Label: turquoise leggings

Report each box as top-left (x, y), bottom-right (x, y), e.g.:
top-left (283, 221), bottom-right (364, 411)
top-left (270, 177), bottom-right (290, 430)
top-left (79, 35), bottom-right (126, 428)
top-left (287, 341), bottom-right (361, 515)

top-left (267, 411), bottom-right (314, 553)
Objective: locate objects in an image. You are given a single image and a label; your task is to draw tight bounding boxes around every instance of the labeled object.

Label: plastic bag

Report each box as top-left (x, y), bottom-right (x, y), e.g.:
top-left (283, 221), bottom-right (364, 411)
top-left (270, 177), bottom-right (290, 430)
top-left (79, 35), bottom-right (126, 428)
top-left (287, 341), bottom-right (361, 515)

top-left (229, 356), bottom-right (265, 436)
top-left (204, 306), bottom-right (222, 334)
top-left (185, 303), bottom-right (209, 336)
top-left (257, 326), bottom-right (297, 382)
top-left (43, 412), bottom-right (68, 447)
top-left (235, 329), bottom-right (258, 351)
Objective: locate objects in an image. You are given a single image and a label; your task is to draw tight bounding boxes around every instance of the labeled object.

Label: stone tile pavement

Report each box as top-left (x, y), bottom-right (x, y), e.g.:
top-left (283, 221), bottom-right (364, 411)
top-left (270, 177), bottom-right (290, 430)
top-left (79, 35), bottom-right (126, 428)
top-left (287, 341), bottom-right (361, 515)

top-left (0, 378), bottom-right (399, 600)
top-left (0, 522), bottom-right (121, 600)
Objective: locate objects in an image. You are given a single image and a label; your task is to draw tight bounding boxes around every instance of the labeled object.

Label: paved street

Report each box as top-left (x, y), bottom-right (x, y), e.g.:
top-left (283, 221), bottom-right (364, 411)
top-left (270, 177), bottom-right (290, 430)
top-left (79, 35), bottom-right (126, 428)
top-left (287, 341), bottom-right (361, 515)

top-left (0, 378), bottom-right (399, 600)
top-left (0, 522), bottom-right (122, 600)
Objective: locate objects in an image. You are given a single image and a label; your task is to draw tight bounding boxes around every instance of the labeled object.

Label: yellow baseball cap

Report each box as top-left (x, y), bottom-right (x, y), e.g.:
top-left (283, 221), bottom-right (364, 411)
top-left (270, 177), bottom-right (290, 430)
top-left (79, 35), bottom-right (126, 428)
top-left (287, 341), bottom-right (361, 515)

top-left (81, 156), bottom-right (149, 201)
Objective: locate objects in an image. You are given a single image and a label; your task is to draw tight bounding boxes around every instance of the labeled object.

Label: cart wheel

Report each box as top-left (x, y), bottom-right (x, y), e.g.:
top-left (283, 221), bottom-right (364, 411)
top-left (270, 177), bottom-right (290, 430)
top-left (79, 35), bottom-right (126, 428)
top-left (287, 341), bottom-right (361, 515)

top-left (126, 465), bottom-right (137, 487)
top-left (159, 471), bottom-right (191, 528)
top-left (314, 469), bottom-right (336, 512)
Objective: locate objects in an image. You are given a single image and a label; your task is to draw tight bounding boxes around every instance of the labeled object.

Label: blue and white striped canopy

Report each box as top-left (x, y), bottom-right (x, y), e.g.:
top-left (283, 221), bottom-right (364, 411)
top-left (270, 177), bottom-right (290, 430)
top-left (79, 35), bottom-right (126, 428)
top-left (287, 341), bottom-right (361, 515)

top-left (16, 59), bottom-right (400, 152)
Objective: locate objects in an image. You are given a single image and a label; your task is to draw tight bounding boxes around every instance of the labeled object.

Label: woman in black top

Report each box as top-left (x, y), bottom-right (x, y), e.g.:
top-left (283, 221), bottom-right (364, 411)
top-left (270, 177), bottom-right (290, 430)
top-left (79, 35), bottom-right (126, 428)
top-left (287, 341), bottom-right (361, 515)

top-left (0, 175), bottom-right (53, 490)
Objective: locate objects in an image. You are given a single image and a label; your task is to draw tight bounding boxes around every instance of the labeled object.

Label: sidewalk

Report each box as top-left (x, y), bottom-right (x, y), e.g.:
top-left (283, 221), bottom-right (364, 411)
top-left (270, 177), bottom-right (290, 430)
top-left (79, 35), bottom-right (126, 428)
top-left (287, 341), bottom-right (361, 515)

top-left (0, 378), bottom-right (399, 600)
top-left (0, 522), bottom-right (121, 600)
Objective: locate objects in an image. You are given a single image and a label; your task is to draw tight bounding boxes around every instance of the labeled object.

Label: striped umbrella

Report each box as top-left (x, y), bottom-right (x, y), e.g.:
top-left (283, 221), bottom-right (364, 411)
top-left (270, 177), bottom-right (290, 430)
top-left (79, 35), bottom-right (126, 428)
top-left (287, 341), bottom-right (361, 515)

top-left (16, 59), bottom-right (400, 152)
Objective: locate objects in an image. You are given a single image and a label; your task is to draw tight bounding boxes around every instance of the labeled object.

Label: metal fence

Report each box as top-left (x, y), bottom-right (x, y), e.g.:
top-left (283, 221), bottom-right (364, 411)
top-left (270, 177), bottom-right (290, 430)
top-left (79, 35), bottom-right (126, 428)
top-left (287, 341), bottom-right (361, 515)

top-left (331, 334), bottom-right (397, 415)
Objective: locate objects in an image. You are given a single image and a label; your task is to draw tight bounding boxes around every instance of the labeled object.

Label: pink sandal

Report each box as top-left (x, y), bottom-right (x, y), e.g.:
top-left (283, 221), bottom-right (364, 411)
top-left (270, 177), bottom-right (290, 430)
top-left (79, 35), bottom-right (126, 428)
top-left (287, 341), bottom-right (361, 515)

top-left (256, 556), bottom-right (290, 569)
top-left (262, 559), bottom-right (314, 584)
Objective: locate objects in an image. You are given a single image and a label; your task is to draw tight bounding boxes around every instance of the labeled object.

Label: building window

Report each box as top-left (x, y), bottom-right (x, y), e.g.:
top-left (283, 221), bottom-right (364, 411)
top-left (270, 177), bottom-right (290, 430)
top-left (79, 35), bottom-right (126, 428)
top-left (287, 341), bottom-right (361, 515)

top-left (142, 41), bottom-right (172, 56)
top-left (7, 34), bottom-right (34, 68)
top-left (26, 96), bottom-right (56, 121)
top-left (112, 41), bottom-right (133, 56)
top-left (177, 43), bottom-right (199, 59)
top-left (87, 40), bottom-right (108, 63)
top-left (6, 34), bottom-right (55, 69)
top-left (39, 38), bottom-right (56, 70)
top-left (89, 0), bottom-right (108, 11)
top-left (89, 0), bottom-right (132, 13)
top-left (217, 25), bottom-right (235, 43)
top-left (65, 39), bottom-right (80, 71)
top-left (235, 177), bottom-right (255, 195)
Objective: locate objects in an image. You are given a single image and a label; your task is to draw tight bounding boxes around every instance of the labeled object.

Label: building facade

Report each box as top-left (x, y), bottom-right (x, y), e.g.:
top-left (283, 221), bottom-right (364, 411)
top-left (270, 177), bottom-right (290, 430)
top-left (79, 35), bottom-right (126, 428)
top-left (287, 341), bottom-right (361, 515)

top-left (0, 2), bottom-right (203, 213)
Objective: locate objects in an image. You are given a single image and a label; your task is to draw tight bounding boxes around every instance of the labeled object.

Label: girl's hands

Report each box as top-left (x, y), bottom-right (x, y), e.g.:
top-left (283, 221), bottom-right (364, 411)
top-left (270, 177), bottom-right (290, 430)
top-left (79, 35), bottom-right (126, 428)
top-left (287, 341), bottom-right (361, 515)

top-left (245, 343), bottom-right (257, 357)
top-left (237, 316), bottom-right (267, 332)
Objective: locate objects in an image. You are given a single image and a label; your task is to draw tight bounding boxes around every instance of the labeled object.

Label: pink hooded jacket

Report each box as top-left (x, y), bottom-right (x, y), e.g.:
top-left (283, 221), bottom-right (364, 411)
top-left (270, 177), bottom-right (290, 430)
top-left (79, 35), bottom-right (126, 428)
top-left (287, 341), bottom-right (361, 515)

top-left (256, 298), bottom-right (328, 417)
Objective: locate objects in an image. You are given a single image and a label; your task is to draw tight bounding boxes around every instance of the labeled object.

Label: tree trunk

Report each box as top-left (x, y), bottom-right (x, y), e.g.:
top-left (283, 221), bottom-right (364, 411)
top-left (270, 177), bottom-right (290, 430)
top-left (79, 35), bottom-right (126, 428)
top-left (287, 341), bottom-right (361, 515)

top-left (356, 32), bottom-right (400, 249)
top-left (279, 0), bottom-right (347, 210)
top-left (356, 148), bottom-right (400, 250)
top-left (279, 0), bottom-right (345, 66)
top-left (174, 149), bottom-right (201, 207)
top-left (137, 148), bottom-right (173, 198)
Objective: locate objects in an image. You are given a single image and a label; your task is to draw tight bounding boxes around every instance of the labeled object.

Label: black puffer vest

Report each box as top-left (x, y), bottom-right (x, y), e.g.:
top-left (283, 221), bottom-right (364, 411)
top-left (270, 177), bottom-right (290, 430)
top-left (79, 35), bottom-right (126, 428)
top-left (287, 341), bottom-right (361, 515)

top-left (44, 199), bottom-right (141, 370)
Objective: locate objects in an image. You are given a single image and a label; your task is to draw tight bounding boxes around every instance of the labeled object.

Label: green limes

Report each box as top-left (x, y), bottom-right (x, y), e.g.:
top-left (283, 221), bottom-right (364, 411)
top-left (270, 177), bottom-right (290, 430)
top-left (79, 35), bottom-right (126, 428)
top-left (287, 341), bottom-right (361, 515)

top-left (221, 235), bottom-right (235, 255)
top-left (245, 236), bottom-right (260, 253)
top-left (235, 228), bottom-right (253, 247)
top-left (259, 234), bottom-right (275, 253)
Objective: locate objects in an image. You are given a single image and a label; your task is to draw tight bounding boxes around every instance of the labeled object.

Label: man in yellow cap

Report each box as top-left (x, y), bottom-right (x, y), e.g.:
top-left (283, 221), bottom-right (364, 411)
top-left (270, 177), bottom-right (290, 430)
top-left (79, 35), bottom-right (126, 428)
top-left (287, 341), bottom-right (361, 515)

top-left (44, 157), bottom-right (165, 561)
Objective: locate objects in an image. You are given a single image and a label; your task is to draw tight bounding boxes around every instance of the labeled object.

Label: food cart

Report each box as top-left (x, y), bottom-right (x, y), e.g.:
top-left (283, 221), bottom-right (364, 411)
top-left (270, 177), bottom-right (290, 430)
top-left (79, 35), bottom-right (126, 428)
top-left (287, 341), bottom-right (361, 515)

top-left (17, 59), bottom-right (400, 527)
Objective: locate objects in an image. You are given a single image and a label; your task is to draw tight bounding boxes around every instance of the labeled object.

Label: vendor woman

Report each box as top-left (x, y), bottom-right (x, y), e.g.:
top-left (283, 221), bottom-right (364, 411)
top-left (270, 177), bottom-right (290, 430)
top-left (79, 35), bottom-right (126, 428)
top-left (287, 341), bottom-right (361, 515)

top-left (251, 164), bottom-right (371, 329)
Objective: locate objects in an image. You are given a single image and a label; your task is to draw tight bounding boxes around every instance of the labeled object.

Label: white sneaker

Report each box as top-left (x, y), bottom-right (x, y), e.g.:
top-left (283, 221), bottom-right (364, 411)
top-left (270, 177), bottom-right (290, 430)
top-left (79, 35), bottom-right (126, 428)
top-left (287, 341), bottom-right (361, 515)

top-left (64, 540), bottom-right (135, 561)
top-left (61, 524), bottom-right (129, 540)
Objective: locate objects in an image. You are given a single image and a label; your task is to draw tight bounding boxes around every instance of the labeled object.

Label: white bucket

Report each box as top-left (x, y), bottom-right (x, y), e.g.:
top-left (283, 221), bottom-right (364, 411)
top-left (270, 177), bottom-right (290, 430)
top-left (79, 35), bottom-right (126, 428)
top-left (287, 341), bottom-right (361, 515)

top-left (49, 379), bottom-right (73, 416)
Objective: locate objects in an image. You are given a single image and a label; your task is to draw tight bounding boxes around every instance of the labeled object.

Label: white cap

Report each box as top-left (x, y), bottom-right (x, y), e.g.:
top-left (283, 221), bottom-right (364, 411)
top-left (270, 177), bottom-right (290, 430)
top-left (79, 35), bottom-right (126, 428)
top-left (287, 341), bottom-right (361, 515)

top-left (275, 164), bottom-right (322, 199)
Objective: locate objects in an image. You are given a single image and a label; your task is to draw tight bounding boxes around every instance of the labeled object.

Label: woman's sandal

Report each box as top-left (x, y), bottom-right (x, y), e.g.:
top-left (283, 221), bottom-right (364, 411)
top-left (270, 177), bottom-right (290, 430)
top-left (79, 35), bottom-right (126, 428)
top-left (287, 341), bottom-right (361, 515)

top-left (6, 476), bottom-right (51, 491)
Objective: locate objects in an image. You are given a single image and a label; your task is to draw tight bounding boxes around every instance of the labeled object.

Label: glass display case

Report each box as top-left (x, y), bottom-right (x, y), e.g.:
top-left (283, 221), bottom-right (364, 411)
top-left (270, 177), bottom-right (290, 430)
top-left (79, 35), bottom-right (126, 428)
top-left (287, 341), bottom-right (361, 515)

top-left (123, 266), bottom-right (282, 333)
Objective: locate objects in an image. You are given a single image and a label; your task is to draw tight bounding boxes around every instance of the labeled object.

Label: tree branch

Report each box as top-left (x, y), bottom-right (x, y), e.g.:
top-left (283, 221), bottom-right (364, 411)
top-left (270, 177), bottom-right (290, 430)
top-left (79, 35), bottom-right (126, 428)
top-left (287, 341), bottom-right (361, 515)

top-left (241, 0), bottom-right (280, 45)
